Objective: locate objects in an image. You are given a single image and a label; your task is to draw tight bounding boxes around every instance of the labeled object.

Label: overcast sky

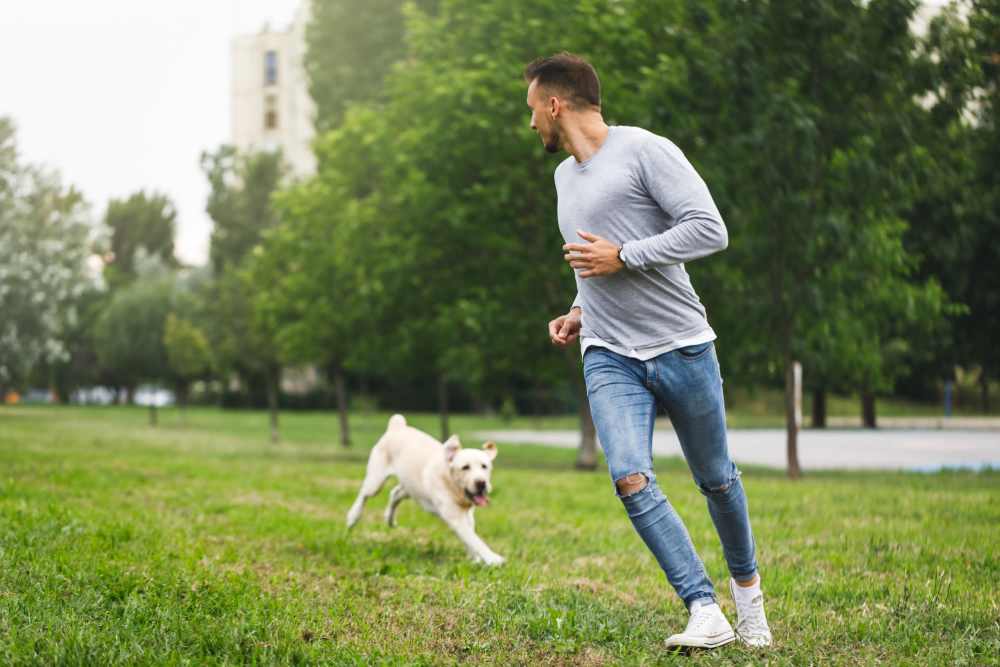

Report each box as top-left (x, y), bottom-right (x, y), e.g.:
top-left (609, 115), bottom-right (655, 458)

top-left (1, 0), bottom-right (302, 266)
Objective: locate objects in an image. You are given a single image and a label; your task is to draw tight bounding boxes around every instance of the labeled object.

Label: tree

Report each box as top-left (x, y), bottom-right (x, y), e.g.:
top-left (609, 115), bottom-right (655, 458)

top-left (203, 147), bottom-right (284, 274)
top-left (0, 117), bottom-right (97, 394)
top-left (163, 313), bottom-right (213, 418)
top-left (102, 191), bottom-right (178, 289)
top-left (201, 146), bottom-right (287, 442)
top-left (304, 0), bottom-right (437, 132)
top-left (93, 276), bottom-right (175, 424)
top-left (633, 0), bottom-right (953, 473)
top-left (906, 1), bottom-right (1000, 412)
top-left (300, 0), bottom-right (660, 463)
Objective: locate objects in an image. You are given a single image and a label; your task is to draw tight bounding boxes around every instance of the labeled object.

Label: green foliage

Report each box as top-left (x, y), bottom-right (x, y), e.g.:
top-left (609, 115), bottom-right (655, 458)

top-left (202, 146), bottom-right (285, 274)
top-left (629, 0), bottom-right (955, 394)
top-left (906, 0), bottom-right (1000, 393)
top-left (93, 276), bottom-right (176, 390)
top-left (0, 117), bottom-right (97, 390)
top-left (285, 0), bottom-right (962, 411)
top-left (305, 0), bottom-right (437, 131)
top-left (163, 314), bottom-right (213, 382)
top-left (102, 191), bottom-right (178, 289)
top-left (200, 145), bottom-right (286, 399)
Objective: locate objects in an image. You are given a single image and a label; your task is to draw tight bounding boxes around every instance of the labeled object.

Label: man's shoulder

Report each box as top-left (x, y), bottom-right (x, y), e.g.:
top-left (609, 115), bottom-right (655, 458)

top-left (614, 125), bottom-right (681, 155)
top-left (553, 155), bottom-right (577, 184)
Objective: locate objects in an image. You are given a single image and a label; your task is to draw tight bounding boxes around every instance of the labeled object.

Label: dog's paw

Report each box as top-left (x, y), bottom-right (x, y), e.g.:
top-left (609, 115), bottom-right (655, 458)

top-left (346, 508), bottom-right (361, 529)
top-left (481, 553), bottom-right (506, 567)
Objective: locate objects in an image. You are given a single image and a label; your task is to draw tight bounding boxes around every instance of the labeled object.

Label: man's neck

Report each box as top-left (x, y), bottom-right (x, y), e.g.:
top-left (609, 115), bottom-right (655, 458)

top-left (562, 114), bottom-right (610, 163)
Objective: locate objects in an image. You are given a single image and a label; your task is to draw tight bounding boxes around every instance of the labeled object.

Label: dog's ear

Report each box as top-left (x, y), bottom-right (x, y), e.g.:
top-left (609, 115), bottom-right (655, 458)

top-left (482, 441), bottom-right (497, 461)
top-left (443, 435), bottom-right (461, 463)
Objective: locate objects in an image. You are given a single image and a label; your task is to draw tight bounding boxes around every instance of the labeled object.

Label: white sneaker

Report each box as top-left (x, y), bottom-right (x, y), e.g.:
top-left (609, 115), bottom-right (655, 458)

top-left (730, 578), bottom-right (773, 647)
top-left (664, 600), bottom-right (736, 651)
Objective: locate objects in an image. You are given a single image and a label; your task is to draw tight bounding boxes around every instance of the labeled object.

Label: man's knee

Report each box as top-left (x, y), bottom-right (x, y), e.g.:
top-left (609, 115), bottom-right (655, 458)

top-left (697, 470), bottom-right (741, 497)
top-left (615, 472), bottom-right (648, 497)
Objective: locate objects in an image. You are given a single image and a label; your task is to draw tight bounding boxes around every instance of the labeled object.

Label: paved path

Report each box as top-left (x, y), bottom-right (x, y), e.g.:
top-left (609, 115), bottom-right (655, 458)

top-left (474, 427), bottom-right (1000, 472)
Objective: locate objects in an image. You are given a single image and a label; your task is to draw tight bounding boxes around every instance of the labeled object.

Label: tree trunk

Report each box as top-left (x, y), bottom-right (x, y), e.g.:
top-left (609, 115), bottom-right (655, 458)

top-left (148, 402), bottom-right (158, 427)
top-left (785, 360), bottom-right (802, 479)
top-left (566, 350), bottom-right (597, 470)
top-left (861, 389), bottom-right (877, 428)
top-left (125, 385), bottom-right (135, 405)
top-left (333, 364), bottom-right (351, 447)
top-left (811, 388), bottom-right (827, 428)
top-left (266, 368), bottom-right (280, 444)
top-left (980, 372), bottom-right (990, 414)
top-left (176, 382), bottom-right (189, 426)
top-left (438, 374), bottom-right (450, 442)
top-left (576, 381), bottom-right (598, 470)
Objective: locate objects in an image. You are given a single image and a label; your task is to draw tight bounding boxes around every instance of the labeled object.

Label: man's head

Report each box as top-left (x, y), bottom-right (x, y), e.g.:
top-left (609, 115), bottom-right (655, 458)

top-left (524, 52), bottom-right (601, 153)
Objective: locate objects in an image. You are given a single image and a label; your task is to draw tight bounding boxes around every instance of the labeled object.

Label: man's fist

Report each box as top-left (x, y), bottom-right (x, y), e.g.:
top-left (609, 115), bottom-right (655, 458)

top-left (548, 308), bottom-right (582, 347)
top-left (563, 230), bottom-right (624, 278)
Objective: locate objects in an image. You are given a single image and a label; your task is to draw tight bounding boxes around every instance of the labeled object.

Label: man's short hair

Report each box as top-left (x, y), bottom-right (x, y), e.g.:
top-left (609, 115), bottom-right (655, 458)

top-left (524, 52), bottom-right (601, 110)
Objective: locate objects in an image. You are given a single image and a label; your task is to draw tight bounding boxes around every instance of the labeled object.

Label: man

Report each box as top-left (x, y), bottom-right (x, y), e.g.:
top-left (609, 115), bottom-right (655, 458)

top-left (525, 52), bottom-right (772, 651)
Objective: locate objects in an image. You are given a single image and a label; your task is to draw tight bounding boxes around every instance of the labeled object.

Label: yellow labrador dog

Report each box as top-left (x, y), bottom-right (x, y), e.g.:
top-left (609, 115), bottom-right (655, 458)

top-left (346, 414), bottom-right (505, 566)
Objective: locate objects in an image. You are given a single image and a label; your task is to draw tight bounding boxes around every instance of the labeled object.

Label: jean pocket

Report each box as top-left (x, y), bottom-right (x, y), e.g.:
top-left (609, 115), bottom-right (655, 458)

top-left (676, 341), bottom-right (713, 361)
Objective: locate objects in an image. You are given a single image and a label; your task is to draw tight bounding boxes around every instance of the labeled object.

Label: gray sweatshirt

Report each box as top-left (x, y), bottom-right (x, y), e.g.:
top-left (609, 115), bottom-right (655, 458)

top-left (555, 125), bottom-right (728, 356)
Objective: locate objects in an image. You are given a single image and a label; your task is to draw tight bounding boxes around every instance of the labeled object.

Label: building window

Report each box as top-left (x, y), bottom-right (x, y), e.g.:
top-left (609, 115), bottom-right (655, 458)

top-left (265, 95), bottom-right (278, 130)
top-left (265, 50), bottom-right (278, 85)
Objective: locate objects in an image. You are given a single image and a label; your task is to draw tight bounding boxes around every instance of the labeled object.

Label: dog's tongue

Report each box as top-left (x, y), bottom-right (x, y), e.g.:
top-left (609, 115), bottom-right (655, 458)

top-left (472, 494), bottom-right (489, 507)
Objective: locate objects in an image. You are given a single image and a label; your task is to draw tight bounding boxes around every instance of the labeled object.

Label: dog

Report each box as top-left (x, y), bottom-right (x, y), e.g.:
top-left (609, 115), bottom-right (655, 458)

top-left (346, 414), bottom-right (505, 566)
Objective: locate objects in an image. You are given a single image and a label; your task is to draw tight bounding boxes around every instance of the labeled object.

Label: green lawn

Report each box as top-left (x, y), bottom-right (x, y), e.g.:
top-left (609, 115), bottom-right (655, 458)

top-left (1, 406), bottom-right (997, 665)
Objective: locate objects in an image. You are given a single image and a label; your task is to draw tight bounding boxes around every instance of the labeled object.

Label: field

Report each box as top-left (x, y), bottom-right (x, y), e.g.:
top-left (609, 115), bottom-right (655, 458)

top-left (1, 406), bottom-right (997, 665)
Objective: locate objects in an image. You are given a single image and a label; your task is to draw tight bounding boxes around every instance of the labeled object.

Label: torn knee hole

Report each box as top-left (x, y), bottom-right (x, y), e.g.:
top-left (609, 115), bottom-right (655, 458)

top-left (700, 480), bottom-right (733, 495)
top-left (616, 473), bottom-right (648, 497)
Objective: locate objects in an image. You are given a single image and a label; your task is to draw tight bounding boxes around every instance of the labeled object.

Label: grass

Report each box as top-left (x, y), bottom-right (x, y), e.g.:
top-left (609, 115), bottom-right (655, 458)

top-left (0, 406), bottom-right (997, 665)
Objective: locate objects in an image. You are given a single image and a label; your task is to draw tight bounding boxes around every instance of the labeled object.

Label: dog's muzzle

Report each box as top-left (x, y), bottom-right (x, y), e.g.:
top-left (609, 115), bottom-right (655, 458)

top-left (466, 481), bottom-right (489, 507)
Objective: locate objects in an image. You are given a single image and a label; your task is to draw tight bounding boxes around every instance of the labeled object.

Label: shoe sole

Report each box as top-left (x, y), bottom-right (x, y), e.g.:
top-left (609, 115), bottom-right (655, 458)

top-left (665, 631), bottom-right (736, 654)
top-left (735, 634), bottom-right (772, 648)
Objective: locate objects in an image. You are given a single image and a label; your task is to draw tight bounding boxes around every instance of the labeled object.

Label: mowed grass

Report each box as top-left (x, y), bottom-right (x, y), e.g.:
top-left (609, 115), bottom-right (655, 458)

top-left (0, 406), bottom-right (997, 665)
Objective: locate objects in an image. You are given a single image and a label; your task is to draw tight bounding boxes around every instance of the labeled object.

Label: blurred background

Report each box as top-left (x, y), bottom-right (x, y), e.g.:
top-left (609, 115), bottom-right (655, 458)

top-left (1, 0), bottom-right (997, 472)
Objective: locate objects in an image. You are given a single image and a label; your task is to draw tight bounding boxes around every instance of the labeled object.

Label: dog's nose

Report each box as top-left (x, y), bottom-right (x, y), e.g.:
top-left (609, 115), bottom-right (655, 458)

top-left (474, 480), bottom-right (487, 493)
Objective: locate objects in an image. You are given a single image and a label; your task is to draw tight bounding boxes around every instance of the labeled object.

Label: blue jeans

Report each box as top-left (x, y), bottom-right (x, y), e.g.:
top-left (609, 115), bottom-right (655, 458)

top-left (583, 342), bottom-right (758, 608)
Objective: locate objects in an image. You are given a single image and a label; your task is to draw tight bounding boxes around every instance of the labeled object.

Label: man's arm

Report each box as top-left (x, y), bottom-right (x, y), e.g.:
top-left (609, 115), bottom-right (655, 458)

top-left (619, 138), bottom-right (728, 271)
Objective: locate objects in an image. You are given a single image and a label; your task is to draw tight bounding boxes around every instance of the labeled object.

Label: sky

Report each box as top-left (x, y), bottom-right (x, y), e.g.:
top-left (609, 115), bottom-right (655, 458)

top-left (1, 0), bottom-right (302, 266)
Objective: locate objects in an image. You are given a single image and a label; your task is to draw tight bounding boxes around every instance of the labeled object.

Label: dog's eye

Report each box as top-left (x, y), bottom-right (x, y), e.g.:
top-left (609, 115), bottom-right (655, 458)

top-left (481, 464), bottom-right (488, 469)
top-left (461, 464), bottom-right (470, 471)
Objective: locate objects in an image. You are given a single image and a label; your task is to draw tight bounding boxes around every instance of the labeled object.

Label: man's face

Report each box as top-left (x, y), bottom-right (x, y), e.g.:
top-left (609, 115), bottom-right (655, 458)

top-left (527, 78), bottom-right (562, 154)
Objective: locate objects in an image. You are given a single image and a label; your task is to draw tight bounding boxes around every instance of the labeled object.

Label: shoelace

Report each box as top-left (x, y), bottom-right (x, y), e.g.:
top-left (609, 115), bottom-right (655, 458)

top-left (686, 605), bottom-right (717, 633)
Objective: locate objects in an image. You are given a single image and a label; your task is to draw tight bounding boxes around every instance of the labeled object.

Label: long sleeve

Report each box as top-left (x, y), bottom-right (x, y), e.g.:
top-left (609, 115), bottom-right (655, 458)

top-left (620, 139), bottom-right (728, 270)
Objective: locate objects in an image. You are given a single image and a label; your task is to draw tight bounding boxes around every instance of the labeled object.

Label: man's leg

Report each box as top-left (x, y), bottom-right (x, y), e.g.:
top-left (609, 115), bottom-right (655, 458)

top-left (653, 342), bottom-right (758, 585)
top-left (583, 347), bottom-right (716, 608)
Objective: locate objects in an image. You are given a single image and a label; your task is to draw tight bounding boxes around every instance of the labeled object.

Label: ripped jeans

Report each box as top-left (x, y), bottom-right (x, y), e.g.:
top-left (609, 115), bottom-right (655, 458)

top-left (583, 342), bottom-right (757, 608)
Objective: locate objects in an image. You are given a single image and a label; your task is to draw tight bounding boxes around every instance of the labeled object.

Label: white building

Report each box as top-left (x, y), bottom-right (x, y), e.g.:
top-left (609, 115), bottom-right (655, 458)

top-left (230, 2), bottom-right (316, 177)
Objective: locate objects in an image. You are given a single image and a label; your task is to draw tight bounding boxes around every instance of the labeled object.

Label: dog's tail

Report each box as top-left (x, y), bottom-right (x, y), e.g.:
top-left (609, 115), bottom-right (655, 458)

top-left (387, 414), bottom-right (407, 430)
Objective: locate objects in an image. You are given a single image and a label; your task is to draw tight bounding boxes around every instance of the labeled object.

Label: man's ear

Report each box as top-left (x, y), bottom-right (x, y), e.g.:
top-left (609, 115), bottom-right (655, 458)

top-left (443, 435), bottom-right (461, 463)
top-left (482, 441), bottom-right (497, 461)
top-left (548, 95), bottom-right (561, 118)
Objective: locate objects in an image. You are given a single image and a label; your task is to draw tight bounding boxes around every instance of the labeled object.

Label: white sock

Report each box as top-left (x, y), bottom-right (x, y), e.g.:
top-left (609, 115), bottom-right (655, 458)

top-left (732, 577), bottom-right (762, 603)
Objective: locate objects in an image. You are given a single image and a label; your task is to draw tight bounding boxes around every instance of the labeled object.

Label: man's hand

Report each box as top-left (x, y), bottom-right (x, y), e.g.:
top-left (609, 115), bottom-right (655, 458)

top-left (563, 230), bottom-right (624, 278)
top-left (548, 308), bottom-right (582, 347)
